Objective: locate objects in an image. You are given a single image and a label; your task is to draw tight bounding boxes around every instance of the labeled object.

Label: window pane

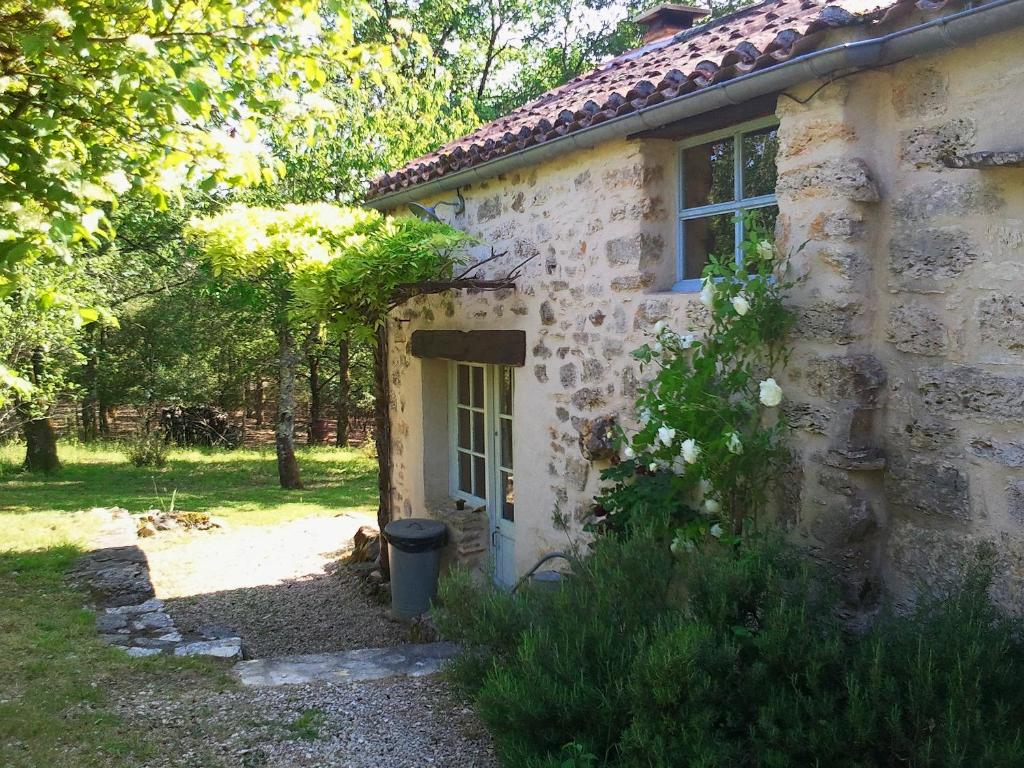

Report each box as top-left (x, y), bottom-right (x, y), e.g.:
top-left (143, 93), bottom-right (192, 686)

top-left (682, 136), bottom-right (735, 209)
top-left (457, 365), bottom-right (470, 405)
top-left (458, 452), bottom-right (472, 494)
top-left (471, 366), bottom-right (484, 408)
top-left (501, 471), bottom-right (515, 522)
top-left (458, 408), bottom-right (470, 449)
top-left (742, 126), bottom-right (778, 199)
top-left (472, 411), bottom-right (485, 453)
top-left (500, 418), bottom-right (512, 470)
top-left (499, 367), bottom-right (513, 416)
top-left (682, 213), bottom-right (736, 280)
top-left (473, 455), bottom-right (487, 499)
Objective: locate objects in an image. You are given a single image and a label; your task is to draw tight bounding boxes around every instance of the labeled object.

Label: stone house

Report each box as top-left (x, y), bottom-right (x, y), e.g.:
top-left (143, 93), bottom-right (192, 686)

top-left (365, 0), bottom-right (1024, 609)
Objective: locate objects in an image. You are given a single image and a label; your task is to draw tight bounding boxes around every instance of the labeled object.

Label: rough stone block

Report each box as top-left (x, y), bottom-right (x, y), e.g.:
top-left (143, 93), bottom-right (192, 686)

top-left (888, 227), bottom-right (977, 292)
top-left (582, 358), bottom-right (604, 383)
top-left (610, 273), bottom-right (654, 292)
top-left (900, 118), bottom-right (975, 169)
top-left (783, 401), bottom-right (832, 434)
top-left (791, 300), bottom-right (860, 344)
top-left (808, 209), bottom-right (865, 241)
top-left (477, 195), bottom-right (502, 221)
top-left (776, 158), bottom-right (880, 202)
top-left (540, 300), bottom-right (556, 325)
top-left (885, 453), bottom-right (970, 521)
top-left (532, 340), bottom-right (552, 359)
top-left (892, 182), bottom-right (1002, 223)
top-left (803, 354), bottom-right (886, 405)
top-left (571, 387), bottom-right (605, 410)
top-left (559, 363), bottom-right (577, 388)
top-left (888, 521), bottom-right (968, 596)
top-left (968, 437), bottom-right (1024, 468)
top-left (811, 498), bottom-right (877, 548)
top-left (918, 365), bottom-right (1024, 422)
top-left (575, 415), bottom-right (617, 461)
top-left (815, 244), bottom-right (869, 283)
top-left (534, 364), bottom-right (548, 383)
top-left (977, 294), bottom-right (1024, 351)
top-left (886, 302), bottom-right (948, 356)
top-left (780, 119), bottom-right (856, 158)
top-left (1008, 481), bottom-right (1024, 525)
top-left (895, 417), bottom-right (956, 452)
top-left (633, 298), bottom-right (670, 329)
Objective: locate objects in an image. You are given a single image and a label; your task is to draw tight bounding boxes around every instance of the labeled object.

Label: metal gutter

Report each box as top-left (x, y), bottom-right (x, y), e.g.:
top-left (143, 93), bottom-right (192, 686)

top-left (365, 0), bottom-right (1024, 211)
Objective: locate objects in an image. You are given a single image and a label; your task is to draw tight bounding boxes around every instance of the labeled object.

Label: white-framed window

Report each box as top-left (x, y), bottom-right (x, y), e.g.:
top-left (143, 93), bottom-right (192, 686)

top-left (674, 116), bottom-right (779, 291)
top-left (448, 361), bottom-right (515, 522)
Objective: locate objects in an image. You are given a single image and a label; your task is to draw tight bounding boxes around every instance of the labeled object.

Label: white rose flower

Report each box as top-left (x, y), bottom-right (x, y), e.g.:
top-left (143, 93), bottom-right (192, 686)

top-left (126, 34), bottom-right (159, 57)
top-left (102, 170), bottom-right (132, 195)
top-left (679, 334), bottom-right (696, 349)
top-left (671, 456), bottom-right (687, 475)
top-left (710, 523), bottom-right (724, 539)
top-left (623, 445), bottom-right (636, 460)
top-left (732, 292), bottom-right (750, 316)
top-left (657, 426), bottom-right (675, 448)
top-left (639, 409), bottom-right (652, 426)
top-left (44, 7), bottom-right (75, 30)
top-left (759, 377), bottom-right (783, 407)
top-left (653, 319), bottom-right (668, 335)
top-left (756, 239), bottom-right (774, 260)
top-left (699, 278), bottom-right (715, 307)
top-left (726, 432), bottom-right (743, 455)
top-left (702, 497), bottom-right (721, 515)
top-left (680, 438), bottom-right (700, 464)
top-left (648, 462), bottom-right (658, 473)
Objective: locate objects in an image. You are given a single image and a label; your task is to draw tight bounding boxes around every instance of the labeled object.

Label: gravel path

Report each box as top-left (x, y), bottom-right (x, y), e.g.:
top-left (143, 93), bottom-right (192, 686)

top-left (113, 675), bottom-right (496, 767)
top-left (139, 514), bottom-right (406, 658)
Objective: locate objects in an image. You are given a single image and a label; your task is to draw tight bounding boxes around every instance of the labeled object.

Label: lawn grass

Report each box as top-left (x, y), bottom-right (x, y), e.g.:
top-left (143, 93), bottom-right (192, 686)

top-left (0, 440), bottom-right (379, 767)
top-left (0, 441), bottom-right (379, 542)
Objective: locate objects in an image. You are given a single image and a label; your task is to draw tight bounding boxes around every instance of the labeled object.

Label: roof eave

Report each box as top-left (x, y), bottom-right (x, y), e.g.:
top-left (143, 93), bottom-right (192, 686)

top-left (365, 0), bottom-right (1024, 211)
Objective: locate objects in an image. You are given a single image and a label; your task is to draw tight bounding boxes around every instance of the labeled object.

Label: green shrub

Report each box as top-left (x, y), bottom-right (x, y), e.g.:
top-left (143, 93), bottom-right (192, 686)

top-left (124, 432), bottom-right (168, 468)
top-left (437, 536), bottom-right (1024, 768)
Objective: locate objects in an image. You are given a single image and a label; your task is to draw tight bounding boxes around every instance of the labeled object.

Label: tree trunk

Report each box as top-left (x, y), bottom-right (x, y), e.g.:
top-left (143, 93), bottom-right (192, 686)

top-left (253, 377), bottom-right (264, 427)
top-left (81, 325), bottom-right (99, 442)
top-left (276, 324), bottom-right (303, 490)
top-left (97, 325), bottom-right (110, 438)
top-left (373, 324), bottom-right (392, 578)
top-left (335, 334), bottom-right (350, 447)
top-left (19, 348), bottom-right (60, 473)
top-left (307, 352), bottom-right (323, 445)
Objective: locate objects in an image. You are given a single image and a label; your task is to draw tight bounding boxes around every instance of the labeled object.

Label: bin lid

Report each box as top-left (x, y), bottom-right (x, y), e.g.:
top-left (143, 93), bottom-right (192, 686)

top-left (383, 518), bottom-right (448, 553)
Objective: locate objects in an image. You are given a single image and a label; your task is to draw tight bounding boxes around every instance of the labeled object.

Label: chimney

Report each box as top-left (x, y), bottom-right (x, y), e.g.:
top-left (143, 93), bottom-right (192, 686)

top-left (633, 3), bottom-right (711, 44)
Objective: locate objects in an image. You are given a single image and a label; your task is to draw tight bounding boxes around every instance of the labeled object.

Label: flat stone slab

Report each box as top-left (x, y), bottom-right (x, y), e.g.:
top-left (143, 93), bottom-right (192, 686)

top-left (232, 642), bottom-right (461, 687)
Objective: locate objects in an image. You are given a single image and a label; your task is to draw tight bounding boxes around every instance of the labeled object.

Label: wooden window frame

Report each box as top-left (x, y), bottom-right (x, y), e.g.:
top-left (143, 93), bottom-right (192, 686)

top-left (674, 115), bottom-right (779, 292)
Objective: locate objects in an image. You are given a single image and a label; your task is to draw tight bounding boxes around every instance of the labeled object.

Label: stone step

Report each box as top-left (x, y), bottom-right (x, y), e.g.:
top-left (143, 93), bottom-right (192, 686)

top-left (232, 642), bottom-right (461, 687)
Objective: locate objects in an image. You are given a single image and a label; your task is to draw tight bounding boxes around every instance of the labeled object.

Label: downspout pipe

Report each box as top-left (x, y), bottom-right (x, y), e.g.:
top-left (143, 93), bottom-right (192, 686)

top-left (365, 0), bottom-right (1024, 211)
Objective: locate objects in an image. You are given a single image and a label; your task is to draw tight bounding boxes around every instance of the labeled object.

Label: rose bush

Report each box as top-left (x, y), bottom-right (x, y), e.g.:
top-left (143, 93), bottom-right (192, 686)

top-left (594, 215), bottom-right (794, 543)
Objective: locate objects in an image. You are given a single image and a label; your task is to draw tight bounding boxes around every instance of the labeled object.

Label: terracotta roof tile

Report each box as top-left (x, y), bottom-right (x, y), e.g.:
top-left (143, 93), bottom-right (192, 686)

top-left (368, 0), bottom-right (950, 199)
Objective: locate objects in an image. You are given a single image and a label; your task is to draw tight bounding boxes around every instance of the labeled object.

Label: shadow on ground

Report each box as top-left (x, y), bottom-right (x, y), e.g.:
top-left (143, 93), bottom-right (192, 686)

top-left (164, 555), bottom-right (407, 658)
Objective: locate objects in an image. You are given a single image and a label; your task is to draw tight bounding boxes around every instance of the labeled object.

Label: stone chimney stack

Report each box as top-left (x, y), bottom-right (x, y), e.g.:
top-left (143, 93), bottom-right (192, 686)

top-left (633, 3), bottom-right (711, 44)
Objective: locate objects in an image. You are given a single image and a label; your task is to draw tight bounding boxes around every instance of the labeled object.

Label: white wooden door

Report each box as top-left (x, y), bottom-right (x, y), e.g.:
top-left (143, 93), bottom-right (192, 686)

top-left (450, 362), bottom-right (516, 587)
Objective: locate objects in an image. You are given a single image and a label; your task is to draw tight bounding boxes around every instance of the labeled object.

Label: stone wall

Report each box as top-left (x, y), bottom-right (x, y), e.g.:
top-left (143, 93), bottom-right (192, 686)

top-left (775, 27), bottom-right (1024, 614)
top-left (385, 27), bottom-right (1024, 608)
